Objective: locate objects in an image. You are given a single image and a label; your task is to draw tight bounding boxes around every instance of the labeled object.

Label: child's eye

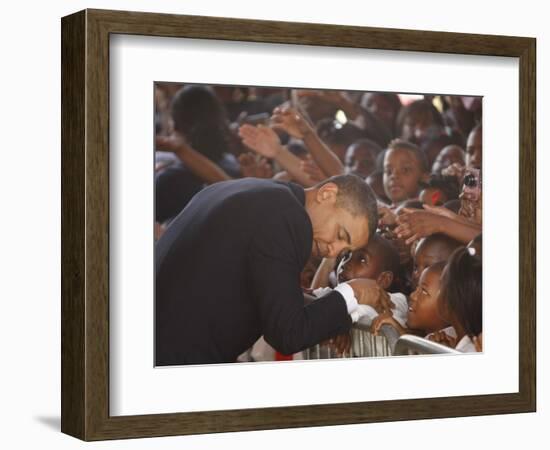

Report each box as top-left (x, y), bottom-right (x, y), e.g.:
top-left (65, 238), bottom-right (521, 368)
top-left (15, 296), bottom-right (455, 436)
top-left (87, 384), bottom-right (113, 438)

top-left (360, 257), bottom-right (367, 264)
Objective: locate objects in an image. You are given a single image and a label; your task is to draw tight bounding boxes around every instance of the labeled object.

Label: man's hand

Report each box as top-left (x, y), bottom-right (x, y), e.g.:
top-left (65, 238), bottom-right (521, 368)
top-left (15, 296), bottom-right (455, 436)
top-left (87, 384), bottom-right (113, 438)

top-left (238, 124), bottom-right (283, 159)
top-left (346, 278), bottom-right (394, 313)
top-left (270, 106), bottom-right (313, 139)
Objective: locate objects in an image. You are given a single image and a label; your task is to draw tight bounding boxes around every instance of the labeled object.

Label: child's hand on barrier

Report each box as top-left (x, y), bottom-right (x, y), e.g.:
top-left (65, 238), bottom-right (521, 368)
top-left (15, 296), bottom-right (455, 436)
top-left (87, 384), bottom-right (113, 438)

top-left (428, 330), bottom-right (457, 348)
top-left (371, 311), bottom-right (399, 336)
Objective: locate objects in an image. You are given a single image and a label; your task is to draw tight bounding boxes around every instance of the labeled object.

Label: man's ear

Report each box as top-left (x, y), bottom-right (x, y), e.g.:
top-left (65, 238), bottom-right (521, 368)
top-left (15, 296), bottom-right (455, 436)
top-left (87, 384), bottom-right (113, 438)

top-left (317, 182), bottom-right (339, 204)
top-left (377, 271), bottom-right (394, 290)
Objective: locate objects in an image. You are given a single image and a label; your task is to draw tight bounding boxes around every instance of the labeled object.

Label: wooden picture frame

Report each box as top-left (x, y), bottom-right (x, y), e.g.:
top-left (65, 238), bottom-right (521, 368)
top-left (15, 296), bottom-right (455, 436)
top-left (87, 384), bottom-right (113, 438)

top-left (61, 8), bottom-right (536, 441)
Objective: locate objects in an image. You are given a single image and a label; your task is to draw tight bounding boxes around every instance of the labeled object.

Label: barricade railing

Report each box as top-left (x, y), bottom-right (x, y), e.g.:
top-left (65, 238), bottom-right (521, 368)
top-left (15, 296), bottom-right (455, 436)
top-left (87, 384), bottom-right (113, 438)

top-left (303, 321), bottom-right (459, 359)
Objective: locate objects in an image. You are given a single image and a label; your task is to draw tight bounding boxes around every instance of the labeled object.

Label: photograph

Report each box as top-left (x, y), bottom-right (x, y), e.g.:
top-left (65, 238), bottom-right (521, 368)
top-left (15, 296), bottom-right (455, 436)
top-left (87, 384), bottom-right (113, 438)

top-left (153, 83), bottom-right (483, 366)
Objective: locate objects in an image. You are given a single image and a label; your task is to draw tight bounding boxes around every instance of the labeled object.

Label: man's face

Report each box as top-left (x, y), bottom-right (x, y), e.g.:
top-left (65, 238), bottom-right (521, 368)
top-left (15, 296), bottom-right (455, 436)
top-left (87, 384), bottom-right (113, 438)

top-left (308, 183), bottom-right (370, 259)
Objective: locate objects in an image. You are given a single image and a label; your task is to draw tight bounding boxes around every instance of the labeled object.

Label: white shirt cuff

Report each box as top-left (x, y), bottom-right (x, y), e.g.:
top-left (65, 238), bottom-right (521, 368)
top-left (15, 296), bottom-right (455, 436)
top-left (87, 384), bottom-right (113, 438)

top-left (334, 283), bottom-right (358, 315)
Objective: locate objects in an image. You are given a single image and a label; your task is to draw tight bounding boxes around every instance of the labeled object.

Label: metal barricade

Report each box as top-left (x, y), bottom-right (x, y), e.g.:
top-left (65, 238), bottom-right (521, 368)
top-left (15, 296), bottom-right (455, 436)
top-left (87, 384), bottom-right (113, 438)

top-left (303, 321), bottom-right (401, 359)
top-left (393, 335), bottom-right (461, 355)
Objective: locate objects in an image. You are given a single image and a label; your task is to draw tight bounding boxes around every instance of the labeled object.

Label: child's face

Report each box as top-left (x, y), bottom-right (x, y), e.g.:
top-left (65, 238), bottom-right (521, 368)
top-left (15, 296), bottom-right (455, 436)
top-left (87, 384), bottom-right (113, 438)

top-left (466, 127), bottom-right (482, 169)
top-left (412, 239), bottom-right (448, 288)
top-left (407, 267), bottom-right (447, 332)
top-left (362, 93), bottom-right (395, 129)
top-left (337, 246), bottom-right (384, 283)
top-left (383, 148), bottom-right (424, 204)
top-left (431, 145), bottom-right (465, 174)
top-left (401, 110), bottom-right (436, 145)
top-left (345, 144), bottom-right (377, 178)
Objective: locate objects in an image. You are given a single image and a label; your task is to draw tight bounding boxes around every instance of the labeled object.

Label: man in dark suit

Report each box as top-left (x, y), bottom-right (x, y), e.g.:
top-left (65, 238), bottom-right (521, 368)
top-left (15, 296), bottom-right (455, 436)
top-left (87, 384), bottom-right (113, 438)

top-left (155, 175), bottom-right (380, 365)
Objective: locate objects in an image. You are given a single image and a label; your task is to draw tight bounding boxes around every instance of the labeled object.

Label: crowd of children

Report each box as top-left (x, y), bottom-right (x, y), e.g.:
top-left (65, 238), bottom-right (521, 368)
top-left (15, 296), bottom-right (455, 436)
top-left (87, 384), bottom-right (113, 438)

top-left (155, 83), bottom-right (483, 356)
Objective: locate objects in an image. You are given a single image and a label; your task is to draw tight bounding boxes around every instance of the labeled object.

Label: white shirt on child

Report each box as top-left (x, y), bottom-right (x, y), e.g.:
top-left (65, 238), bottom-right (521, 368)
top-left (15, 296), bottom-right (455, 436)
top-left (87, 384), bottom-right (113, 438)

top-left (425, 326), bottom-right (478, 353)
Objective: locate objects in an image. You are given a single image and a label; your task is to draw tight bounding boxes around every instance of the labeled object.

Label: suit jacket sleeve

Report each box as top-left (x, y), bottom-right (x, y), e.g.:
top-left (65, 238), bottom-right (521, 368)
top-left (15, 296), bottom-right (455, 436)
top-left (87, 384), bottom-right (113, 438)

top-left (247, 207), bottom-right (352, 355)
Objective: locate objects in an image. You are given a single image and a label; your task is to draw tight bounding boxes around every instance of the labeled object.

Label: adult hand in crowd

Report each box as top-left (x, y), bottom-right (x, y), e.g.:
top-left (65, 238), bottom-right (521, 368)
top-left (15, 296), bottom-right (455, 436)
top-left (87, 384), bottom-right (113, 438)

top-left (271, 106), bottom-right (313, 139)
top-left (238, 124), bottom-right (283, 159)
top-left (346, 278), bottom-right (394, 313)
top-left (238, 153), bottom-right (273, 179)
top-left (395, 208), bottom-right (444, 244)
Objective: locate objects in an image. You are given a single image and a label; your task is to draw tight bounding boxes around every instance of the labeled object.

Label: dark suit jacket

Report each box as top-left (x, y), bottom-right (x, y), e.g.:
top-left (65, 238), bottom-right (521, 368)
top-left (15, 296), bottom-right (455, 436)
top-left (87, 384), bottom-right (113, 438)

top-left (155, 178), bottom-right (351, 365)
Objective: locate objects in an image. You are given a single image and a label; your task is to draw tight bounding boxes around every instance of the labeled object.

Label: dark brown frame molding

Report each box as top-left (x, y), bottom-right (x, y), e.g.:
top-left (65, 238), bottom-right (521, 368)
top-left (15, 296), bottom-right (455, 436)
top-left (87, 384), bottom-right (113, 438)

top-left (61, 8), bottom-right (536, 441)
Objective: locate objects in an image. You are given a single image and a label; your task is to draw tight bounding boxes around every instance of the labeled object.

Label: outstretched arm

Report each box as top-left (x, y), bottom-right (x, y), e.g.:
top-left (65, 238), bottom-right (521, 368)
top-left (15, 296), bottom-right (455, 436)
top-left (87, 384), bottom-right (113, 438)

top-left (271, 106), bottom-right (345, 177)
top-left (238, 124), bottom-right (316, 187)
top-left (395, 208), bottom-right (482, 244)
top-left (156, 134), bottom-right (231, 184)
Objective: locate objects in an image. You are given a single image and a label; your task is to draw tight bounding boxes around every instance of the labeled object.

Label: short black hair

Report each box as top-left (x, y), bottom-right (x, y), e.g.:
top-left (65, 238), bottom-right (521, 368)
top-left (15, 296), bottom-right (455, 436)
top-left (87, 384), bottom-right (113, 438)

top-left (316, 174), bottom-right (379, 239)
top-left (440, 247), bottom-right (482, 337)
top-left (425, 174), bottom-right (460, 201)
top-left (387, 139), bottom-right (430, 173)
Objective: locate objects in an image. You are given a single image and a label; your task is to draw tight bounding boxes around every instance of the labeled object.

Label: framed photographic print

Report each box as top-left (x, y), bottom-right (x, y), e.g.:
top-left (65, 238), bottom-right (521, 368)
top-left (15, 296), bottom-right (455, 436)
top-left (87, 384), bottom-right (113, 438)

top-left (61, 8), bottom-right (536, 441)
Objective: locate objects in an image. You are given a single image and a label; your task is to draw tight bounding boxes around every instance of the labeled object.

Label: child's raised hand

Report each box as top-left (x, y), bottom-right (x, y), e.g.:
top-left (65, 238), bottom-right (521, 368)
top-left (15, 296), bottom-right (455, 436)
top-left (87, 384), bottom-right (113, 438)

top-left (238, 124), bottom-right (283, 159)
top-left (270, 106), bottom-right (312, 139)
top-left (299, 157), bottom-right (327, 183)
top-left (155, 132), bottom-right (189, 153)
top-left (395, 209), bottom-right (444, 244)
top-left (238, 153), bottom-right (273, 179)
top-left (378, 205), bottom-right (398, 227)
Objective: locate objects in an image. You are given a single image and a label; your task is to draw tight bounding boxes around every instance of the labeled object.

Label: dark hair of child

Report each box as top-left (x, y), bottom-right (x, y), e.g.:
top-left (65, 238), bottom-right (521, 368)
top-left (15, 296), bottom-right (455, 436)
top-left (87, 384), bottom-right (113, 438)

top-left (287, 140), bottom-right (309, 159)
top-left (439, 246), bottom-right (483, 338)
top-left (443, 199), bottom-right (461, 214)
top-left (316, 119), bottom-right (366, 148)
top-left (424, 174), bottom-right (460, 202)
top-left (171, 85), bottom-right (231, 160)
top-left (421, 132), bottom-right (465, 168)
